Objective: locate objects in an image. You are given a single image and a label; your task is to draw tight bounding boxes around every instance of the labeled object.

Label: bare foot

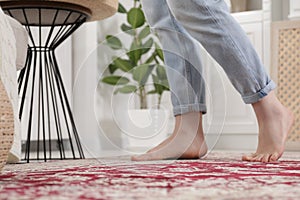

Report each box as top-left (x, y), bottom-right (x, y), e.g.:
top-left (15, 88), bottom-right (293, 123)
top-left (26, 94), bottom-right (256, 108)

top-left (242, 91), bottom-right (294, 163)
top-left (131, 112), bottom-right (208, 161)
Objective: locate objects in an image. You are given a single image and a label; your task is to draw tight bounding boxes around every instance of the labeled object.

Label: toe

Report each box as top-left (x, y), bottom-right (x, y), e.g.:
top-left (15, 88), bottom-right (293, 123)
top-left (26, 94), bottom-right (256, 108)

top-left (131, 154), bottom-right (148, 161)
top-left (131, 155), bottom-right (140, 161)
top-left (242, 155), bottom-right (251, 161)
top-left (242, 153), bottom-right (257, 161)
top-left (250, 154), bottom-right (263, 162)
top-left (261, 154), bottom-right (271, 163)
top-left (253, 154), bottom-right (264, 162)
top-left (270, 153), bottom-right (280, 162)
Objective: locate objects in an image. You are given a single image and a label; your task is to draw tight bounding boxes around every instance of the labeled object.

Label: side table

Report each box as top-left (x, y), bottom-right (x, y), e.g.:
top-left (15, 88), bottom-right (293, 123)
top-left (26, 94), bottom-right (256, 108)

top-left (0, 1), bottom-right (91, 162)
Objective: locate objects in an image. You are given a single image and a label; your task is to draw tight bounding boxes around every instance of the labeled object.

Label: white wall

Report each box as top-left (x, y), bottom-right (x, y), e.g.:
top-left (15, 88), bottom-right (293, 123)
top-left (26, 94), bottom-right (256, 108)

top-left (288, 0), bottom-right (300, 20)
top-left (272, 0), bottom-right (291, 21)
top-left (271, 0), bottom-right (300, 21)
top-left (72, 0), bottom-right (134, 157)
top-left (72, 21), bottom-right (103, 158)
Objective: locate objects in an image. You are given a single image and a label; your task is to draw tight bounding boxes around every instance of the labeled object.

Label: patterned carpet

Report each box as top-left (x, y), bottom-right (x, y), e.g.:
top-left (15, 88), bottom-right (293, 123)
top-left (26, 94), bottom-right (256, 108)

top-left (0, 151), bottom-right (299, 200)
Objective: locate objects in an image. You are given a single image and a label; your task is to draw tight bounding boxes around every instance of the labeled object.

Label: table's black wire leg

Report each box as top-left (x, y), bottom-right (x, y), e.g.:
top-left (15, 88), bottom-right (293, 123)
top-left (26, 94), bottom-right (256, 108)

top-left (5, 6), bottom-right (87, 161)
top-left (49, 62), bottom-right (64, 159)
top-left (49, 52), bottom-right (71, 159)
top-left (43, 50), bottom-right (52, 159)
top-left (18, 50), bottom-right (32, 119)
top-left (25, 47), bottom-right (38, 163)
top-left (51, 52), bottom-right (77, 159)
top-left (17, 59), bottom-right (27, 86)
top-left (45, 51), bottom-right (63, 159)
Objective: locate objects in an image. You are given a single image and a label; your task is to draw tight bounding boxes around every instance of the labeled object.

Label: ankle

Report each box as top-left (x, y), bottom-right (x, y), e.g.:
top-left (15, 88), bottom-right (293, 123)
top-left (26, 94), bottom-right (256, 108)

top-left (175, 112), bottom-right (204, 133)
top-left (252, 91), bottom-right (286, 119)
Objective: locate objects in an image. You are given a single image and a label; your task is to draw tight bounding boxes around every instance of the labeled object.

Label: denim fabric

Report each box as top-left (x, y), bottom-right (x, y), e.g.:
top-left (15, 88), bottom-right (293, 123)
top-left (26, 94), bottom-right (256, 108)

top-left (141, 0), bottom-right (276, 116)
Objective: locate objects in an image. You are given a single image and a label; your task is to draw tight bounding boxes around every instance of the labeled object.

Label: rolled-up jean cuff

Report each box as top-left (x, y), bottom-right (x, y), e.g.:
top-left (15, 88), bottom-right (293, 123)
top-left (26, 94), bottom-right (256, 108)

top-left (173, 104), bottom-right (207, 116)
top-left (242, 80), bottom-right (277, 104)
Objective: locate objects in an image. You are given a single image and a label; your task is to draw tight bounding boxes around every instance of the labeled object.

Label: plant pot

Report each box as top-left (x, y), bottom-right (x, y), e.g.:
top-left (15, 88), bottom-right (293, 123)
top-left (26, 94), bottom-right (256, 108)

top-left (231, 0), bottom-right (247, 13)
top-left (121, 109), bottom-right (170, 150)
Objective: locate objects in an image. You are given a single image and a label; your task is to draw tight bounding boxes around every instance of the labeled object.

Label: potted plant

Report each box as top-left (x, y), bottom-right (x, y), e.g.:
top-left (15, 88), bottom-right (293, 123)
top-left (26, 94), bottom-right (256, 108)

top-left (101, 1), bottom-right (170, 149)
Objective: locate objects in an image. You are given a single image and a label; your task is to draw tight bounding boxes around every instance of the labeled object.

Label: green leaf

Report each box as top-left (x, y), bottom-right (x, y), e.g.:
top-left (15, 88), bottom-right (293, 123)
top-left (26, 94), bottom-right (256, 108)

top-left (114, 58), bottom-right (134, 72)
top-left (155, 42), bottom-right (164, 61)
top-left (102, 76), bottom-right (130, 85)
top-left (118, 3), bottom-right (127, 13)
top-left (114, 85), bottom-right (137, 94)
top-left (141, 38), bottom-right (154, 54)
top-left (108, 63), bottom-right (118, 74)
top-left (147, 90), bottom-right (157, 95)
top-left (127, 8), bottom-right (145, 29)
top-left (161, 80), bottom-right (170, 89)
top-left (152, 74), bottom-right (159, 83)
top-left (106, 35), bottom-right (122, 50)
top-left (154, 83), bottom-right (164, 95)
top-left (156, 65), bottom-right (168, 80)
top-left (138, 26), bottom-right (151, 40)
top-left (128, 39), bottom-right (143, 65)
top-left (133, 64), bottom-right (154, 86)
top-left (145, 53), bottom-right (156, 64)
top-left (151, 74), bottom-right (169, 95)
top-left (121, 24), bottom-right (135, 35)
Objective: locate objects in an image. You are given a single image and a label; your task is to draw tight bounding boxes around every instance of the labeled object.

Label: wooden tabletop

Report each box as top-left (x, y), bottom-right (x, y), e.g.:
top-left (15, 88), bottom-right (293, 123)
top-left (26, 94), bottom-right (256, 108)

top-left (0, 1), bottom-right (92, 26)
top-left (0, 0), bottom-right (118, 22)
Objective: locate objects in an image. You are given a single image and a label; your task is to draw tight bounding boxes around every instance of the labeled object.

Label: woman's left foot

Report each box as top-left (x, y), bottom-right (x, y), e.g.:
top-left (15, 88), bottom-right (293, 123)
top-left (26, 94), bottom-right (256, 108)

top-left (242, 91), bottom-right (294, 163)
top-left (132, 112), bottom-right (207, 161)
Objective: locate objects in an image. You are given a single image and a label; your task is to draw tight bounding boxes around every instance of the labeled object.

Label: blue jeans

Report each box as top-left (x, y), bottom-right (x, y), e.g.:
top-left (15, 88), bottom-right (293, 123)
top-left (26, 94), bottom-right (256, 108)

top-left (141, 0), bottom-right (276, 116)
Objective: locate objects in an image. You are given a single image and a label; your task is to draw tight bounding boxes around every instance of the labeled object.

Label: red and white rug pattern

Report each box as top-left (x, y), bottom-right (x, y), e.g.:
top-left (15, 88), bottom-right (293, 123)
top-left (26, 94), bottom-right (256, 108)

top-left (0, 152), bottom-right (299, 200)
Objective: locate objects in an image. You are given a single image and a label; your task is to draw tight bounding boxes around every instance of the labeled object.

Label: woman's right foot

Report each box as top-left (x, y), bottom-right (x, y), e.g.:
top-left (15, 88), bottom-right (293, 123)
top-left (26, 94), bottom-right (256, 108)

top-left (132, 112), bottom-right (208, 161)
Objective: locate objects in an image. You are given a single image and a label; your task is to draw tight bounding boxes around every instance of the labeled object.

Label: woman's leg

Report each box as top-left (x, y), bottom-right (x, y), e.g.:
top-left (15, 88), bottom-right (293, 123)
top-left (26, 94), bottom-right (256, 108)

top-left (132, 0), bottom-right (208, 161)
top-left (166, 0), bottom-right (294, 162)
top-left (142, 0), bottom-right (206, 115)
